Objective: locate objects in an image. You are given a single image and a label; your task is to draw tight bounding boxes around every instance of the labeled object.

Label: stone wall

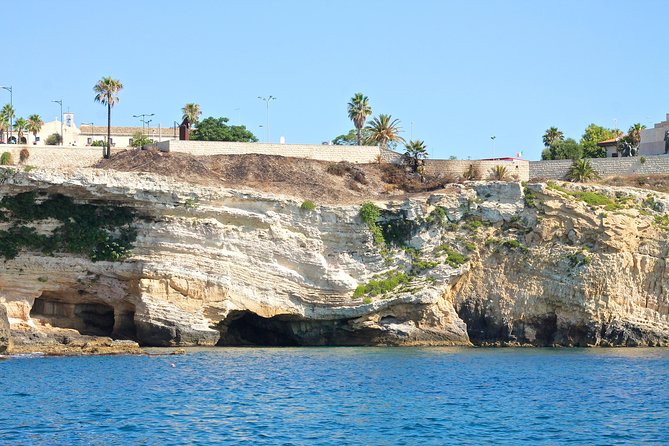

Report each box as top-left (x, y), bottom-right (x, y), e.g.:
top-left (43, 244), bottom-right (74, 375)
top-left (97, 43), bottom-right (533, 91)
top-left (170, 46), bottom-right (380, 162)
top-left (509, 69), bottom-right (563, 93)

top-left (529, 155), bottom-right (669, 180)
top-left (424, 159), bottom-right (530, 181)
top-left (0, 145), bottom-right (123, 169)
top-left (151, 140), bottom-right (388, 164)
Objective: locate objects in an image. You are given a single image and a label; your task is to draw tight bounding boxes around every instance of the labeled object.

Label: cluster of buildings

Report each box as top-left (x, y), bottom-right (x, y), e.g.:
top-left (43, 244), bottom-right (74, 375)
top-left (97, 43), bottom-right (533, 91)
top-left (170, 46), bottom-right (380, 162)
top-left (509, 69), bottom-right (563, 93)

top-left (3, 113), bottom-right (177, 147)
top-left (598, 114), bottom-right (669, 158)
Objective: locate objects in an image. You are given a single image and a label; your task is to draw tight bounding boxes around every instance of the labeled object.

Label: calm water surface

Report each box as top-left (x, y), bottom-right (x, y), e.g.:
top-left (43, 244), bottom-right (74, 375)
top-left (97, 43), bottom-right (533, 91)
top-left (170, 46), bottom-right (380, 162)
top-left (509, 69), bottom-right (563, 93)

top-left (1, 347), bottom-right (667, 445)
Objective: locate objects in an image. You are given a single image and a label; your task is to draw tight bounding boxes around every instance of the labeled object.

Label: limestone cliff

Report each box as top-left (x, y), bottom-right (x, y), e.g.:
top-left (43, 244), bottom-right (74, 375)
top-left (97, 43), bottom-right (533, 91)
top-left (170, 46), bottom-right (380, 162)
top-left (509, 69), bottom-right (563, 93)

top-left (0, 166), bottom-right (667, 352)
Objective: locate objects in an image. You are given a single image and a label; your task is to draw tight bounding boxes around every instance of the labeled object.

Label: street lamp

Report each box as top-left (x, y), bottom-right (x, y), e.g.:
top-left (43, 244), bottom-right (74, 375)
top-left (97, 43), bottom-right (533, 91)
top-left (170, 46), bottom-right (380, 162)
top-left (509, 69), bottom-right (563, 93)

top-left (52, 100), bottom-right (63, 146)
top-left (81, 122), bottom-right (94, 145)
top-left (146, 119), bottom-right (152, 139)
top-left (257, 96), bottom-right (276, 143)
top-left (1, 86), bottom-right (13, 140)
top-left (491, 136), bottom-right (496, 158)
top-left (133, 113), bottom-right (154, 136)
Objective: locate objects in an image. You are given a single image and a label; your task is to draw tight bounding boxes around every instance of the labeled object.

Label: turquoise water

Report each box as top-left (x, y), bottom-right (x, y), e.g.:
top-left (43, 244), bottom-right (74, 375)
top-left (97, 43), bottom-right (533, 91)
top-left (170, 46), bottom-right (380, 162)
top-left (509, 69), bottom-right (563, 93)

top-left (1, 348), bottom-right (668, 445)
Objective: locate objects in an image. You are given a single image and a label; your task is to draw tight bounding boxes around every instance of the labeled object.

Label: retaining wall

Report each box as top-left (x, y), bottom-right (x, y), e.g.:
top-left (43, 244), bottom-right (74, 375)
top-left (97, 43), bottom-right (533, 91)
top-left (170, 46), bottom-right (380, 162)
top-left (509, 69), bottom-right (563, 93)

top-left (529, 155), bottom-right (669, 180)
top-left (151, 140), bottom-right (387, 163)
top-left (0, 145), bottom-right (123, 169)
top-left (424, 159), bottom-right (530, 181)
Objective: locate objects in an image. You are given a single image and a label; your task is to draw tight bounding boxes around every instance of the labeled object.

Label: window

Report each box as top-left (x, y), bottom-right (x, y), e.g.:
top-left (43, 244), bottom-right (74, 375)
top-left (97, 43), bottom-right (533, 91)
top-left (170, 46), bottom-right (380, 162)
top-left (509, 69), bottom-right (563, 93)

top-left (87, 137), bottom-right (92, 144)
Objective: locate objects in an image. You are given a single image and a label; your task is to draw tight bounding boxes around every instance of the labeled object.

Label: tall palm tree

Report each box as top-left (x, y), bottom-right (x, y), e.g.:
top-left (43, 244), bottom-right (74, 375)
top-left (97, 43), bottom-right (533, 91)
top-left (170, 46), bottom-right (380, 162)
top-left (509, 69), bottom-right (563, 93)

top-left (13, 117), bottom-right (27, 144)
top-left (26, 114), bottom-right (43, 145)
top-left (404, 139), bottom-right (428, 173)
top-left (627, 123), bottom-right (646, 147)
top-left (0, 106), bottom-right (9, 143)
top-left (542, 127), bottom-right (564, 148)
top-left (1, 104), bottom-right (14, 143)
top-left (347, 93), bottom-right (372, 145)
top-left (365, 114), bottom-right (404, 150)
top-left (181, 103), bottom-right (201, 128)
top-left (94, 76), bottom-right (123, 159)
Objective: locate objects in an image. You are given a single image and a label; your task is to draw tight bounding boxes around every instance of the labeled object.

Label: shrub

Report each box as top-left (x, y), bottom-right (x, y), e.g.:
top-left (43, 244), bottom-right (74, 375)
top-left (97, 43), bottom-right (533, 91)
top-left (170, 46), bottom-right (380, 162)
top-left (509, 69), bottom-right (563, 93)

top-left (489, 165), bottom-right (508, 181)
top-left (462, 164), bottom-right (481, 181)
top-left (0, 152), bottom-right (13, 166)
top-left (434, 245), bottom-right (468, 267)
top-left (640, 156), bottom-right (647, 165)
top-left (300, 200), bottom-right (316, 211)
top-left (360, 202), bottom-right (381, 225)
top-left (19, 148), bottom-right (29, 163)
top-left (353, 271), bottom-right (410, 298)
top-left (91, 140), bottom-right (106, 147)
top-left (45, 133), bottom-right (62, 145)
top-left (566, 159), bottom-right (600, 182)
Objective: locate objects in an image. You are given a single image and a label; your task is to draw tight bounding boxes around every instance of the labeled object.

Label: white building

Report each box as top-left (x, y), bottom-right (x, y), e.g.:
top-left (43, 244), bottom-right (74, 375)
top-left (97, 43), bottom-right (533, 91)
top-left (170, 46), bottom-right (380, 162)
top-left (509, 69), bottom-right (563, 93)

top-left (639, 114), bottom-right (669, 156)
top-left (26, 113), bottom-right (177, 147)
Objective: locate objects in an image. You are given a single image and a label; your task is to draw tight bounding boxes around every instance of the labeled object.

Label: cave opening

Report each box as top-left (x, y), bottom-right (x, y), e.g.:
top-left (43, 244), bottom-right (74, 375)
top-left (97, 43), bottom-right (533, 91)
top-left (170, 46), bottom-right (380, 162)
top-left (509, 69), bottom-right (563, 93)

top-left (217, 311), bottom-right (301, 346)
top-left (30, 293), bottom-right (137, 339)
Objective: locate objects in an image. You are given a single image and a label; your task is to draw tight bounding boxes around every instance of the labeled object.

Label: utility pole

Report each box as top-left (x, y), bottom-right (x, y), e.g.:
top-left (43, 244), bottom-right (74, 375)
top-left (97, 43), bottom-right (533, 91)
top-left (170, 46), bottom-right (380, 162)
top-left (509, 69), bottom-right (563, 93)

top-left (257, 96), bottom-right (276, 143)
top-left (52, 100), bottom-right (63, 145)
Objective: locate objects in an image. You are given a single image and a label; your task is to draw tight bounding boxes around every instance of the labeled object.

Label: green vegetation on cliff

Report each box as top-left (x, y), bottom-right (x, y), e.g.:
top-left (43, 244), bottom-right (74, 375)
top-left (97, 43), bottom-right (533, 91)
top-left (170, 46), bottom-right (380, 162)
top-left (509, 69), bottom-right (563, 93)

top-left (0, 191), bottom-right (138, 261)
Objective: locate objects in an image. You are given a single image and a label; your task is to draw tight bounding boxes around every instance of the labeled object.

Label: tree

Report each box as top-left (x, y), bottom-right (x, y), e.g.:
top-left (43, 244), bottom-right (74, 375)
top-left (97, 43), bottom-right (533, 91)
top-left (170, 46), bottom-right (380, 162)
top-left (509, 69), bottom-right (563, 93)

top-left (616, 123), bottom-right (646, 157)
top-left (626, 123), bottom-right (646, 147)
top-left (182, 103), bottom-right (202, 128)
top-left (94, 76), bottom-right (123, 159)
top-left (403, 139), bottom-right (428, 173)
top-left (542, 127), bottom-right (564, 148)
top-left (26, 114), bottom-right (43, 145)
top-left (45, 133), bottom-right (62, 145)
top-left (580, 124), bottom-right (619, 158)
top-left (332, 129), bottom-right (368, 145)
top-left (541, 138), bottom-right (584, 160)
top-left (131, 131), bottom-right (154, 148)
top-left (566, 159), bottom-right (600, 182)
top-left (0, 104), bottom-right (14, 143)
top-left (13, 117), bottom-right (27, 143)
top-left (365, 114), bottom-right (404, 150)
top-left (347, 93), bottom-right (372, 145)
top-left (190, 117), bottom-right (258, 142)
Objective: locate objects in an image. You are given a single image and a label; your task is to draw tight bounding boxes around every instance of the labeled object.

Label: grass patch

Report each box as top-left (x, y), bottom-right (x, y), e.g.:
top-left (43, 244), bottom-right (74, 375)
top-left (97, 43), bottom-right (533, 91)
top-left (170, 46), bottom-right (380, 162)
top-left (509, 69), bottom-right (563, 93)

top-left (435, 244), bottom-right (468, 267)
top-left (353, 270), bottom-right (410, 298)
top-left (300, 200), bottom-right (316, 211)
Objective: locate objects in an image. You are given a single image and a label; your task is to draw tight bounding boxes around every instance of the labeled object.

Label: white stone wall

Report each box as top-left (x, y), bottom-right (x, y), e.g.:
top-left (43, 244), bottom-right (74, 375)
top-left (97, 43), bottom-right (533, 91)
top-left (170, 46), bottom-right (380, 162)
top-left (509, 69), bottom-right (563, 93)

top-left (151, 140), bottom-right (387, 164)
top-left (0, 145), bottom-right (122, 168)
top-left (639, 126), bottom-right (669, 156)
top-left (529, 155), bottom-right (669, 180)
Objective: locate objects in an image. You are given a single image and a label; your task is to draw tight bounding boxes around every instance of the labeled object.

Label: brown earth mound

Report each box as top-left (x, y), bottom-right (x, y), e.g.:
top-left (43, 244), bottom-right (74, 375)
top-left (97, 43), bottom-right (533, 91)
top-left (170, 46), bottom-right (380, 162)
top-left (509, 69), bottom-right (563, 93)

top-left (596, 174), bottom-right (669, 194)
top-left (95, 149), bottom-right (451, 203)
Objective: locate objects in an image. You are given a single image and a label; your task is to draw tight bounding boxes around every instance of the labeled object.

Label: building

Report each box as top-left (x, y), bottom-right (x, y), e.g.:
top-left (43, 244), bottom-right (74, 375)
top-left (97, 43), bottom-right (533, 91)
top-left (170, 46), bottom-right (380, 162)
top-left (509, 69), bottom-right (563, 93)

top-left (25, 113), bottom-right (177, 147)
top-left (597, 137), bottom-right (619, 157)
top-left (639, 114), bottom-right (669, 156)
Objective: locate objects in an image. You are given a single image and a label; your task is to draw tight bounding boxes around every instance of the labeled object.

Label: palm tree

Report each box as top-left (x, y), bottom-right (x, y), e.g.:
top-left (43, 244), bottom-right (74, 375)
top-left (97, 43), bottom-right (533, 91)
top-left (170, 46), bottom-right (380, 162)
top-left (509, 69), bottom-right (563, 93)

top-left (94, 76), bottom-right (123, 159)
top-left (347, 93), bottom-right (372, 145)
top-left (181, 103), bottom-right (202, 128)
top-left (26, 114), bottom-right (43, 145)
top-left (1, 104), bottom-right (14, 143)
top-left (566, 159), bottom-right (600, 182)
top-left (542, 127), bottom-right (564, 148)
top-left (627, 123), bottom-right (646, 147)
top-left (0, 107), bottom-right (9, 143)
top-left (365, 114), bottom-right (404, 150)
top-left (14, 117), bottom-right (27, 144)
top-left (404, 140), bottom-right (428, 173)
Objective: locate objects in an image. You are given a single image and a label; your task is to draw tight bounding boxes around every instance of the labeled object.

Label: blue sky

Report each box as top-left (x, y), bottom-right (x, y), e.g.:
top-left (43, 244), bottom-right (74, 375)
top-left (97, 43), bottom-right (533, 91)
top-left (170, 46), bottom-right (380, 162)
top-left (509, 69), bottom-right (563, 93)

top-left (4, 0), bottom-right (669, 160)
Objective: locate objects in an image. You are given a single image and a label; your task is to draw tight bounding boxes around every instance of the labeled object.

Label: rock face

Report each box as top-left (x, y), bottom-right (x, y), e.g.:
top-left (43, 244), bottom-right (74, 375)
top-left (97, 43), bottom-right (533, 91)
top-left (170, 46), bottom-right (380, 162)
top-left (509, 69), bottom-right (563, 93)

top-left (0, 167), bottom-right (668, 350)
top-left (0, 304), bottom-right (10, 353)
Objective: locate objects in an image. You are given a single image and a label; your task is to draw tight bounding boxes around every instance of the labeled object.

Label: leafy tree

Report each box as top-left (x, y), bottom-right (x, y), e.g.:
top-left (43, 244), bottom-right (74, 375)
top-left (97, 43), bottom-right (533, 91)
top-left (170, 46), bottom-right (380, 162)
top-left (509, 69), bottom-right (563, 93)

top-left (94, 76), bottom-right (123, 159)
top-left (13, 117), bottom-right (27, 144)
top-left (542, 127), bottom-right (564, 148)
top-left (45, 133), bottom-right (62, 145)
top-left (347, 93), bottom-right (372, 145)
top-left (365, 114), bottom-right (404, 150)
top-left (332, 129), bottom-right (371, 145)
top-left (580, 124), bottom-right (619, 158)
top-left (182, 103), bottom-right (202, 128)
top-left (131, 131), bottom-right (154, 148)
top-left (541, 138), bottom-right (583, 160)
top-left (403, 139), bottom-right (428, 173)
top-left (566, 159), bottom-right (600, 182)
top-left (190, 117), bottom-right (258, 142)
top-left (27, 114), bottom-right (43, 144)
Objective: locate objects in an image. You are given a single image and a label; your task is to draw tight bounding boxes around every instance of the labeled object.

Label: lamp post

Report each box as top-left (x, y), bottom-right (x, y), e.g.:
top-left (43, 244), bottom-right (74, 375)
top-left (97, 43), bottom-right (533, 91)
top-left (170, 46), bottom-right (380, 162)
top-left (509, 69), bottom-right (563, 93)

top-left (146, 119), bottom-right (152, 140)
top-left (1, 86), bottom-right (13, 140)
top-left (52, 100), bottom-right (63, 146)
top-left (491, 135), bottom-right (496, 158)
top-left (133, 113), bottom-right (154, 136)
top-left (81, 122), bottom-right (94, 145)
top-left (257, 96), bottom-right (276, 143)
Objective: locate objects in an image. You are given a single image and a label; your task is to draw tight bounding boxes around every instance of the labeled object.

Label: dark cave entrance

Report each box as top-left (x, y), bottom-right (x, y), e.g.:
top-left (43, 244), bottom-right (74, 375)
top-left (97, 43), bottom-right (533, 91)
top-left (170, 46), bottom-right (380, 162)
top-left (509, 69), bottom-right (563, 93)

top-left (30, 293), bottom-right (137, 339)
top-left (217, 311), bottom-right (301, 346)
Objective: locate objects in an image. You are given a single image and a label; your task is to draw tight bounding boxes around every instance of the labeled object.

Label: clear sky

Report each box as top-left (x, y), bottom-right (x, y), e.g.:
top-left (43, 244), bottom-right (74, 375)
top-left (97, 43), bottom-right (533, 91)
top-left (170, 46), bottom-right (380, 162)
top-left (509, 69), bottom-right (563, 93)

top-left (4, 0), bottom-right (669, 160)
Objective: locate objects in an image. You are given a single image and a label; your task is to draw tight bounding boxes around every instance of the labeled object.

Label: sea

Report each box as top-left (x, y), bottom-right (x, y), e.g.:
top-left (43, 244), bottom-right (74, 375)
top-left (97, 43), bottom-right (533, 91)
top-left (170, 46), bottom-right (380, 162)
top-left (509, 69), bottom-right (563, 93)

top-left (1, 347), bottom-right (667, 445)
